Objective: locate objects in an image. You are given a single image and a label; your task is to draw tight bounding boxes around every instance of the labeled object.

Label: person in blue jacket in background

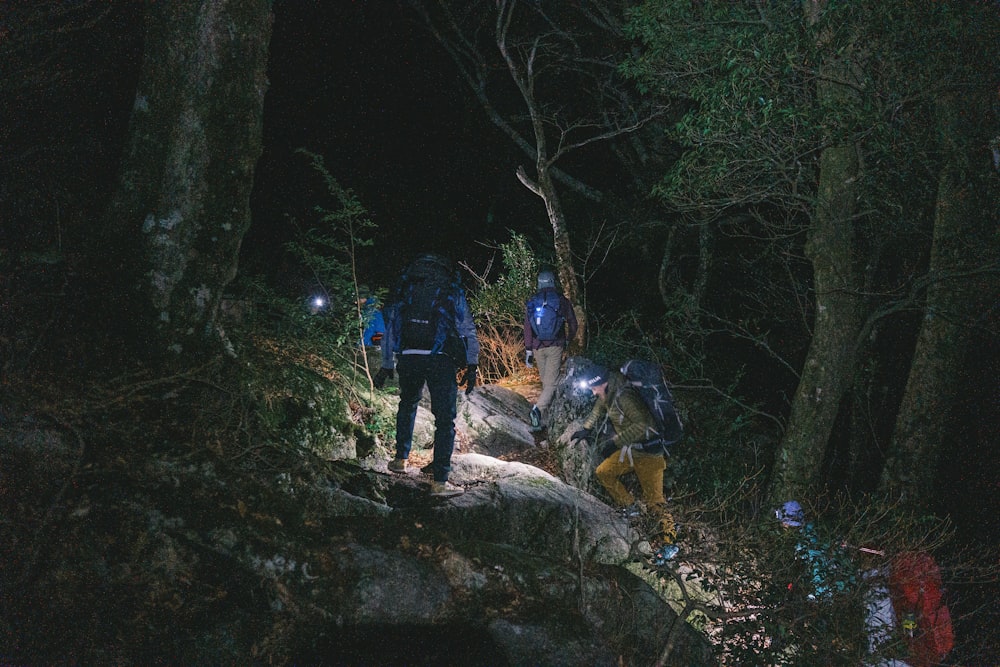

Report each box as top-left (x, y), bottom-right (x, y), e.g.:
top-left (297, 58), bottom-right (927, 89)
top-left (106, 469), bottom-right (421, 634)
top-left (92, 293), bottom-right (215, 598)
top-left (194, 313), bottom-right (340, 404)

top-left (776, 500), bottom-right (856, 600)
top-left (357, 285), bottom-right (385, 348)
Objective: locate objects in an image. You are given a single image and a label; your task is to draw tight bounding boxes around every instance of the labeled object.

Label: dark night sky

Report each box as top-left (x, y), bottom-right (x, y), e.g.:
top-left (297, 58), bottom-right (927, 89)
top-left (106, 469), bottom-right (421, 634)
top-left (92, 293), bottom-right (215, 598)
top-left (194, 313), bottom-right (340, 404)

top-left (245, 2), bottom-right (540, 289)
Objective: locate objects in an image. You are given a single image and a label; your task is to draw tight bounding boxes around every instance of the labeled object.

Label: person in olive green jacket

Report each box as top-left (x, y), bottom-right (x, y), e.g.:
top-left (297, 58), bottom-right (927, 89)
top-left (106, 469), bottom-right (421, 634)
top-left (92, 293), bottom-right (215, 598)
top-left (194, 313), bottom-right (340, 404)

top-left (572, 366), bottom-right (676, 542)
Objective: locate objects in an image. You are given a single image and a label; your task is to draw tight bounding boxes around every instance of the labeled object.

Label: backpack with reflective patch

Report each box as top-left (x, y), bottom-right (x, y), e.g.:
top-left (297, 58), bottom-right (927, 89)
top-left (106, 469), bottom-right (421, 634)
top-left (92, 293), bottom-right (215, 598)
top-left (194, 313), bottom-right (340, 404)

top-left (527, 290), bottom-right (564, 341)
top-left (620, 359), bottom-right (684, 451)
top-left (397, 255), bottom-right (460, 353)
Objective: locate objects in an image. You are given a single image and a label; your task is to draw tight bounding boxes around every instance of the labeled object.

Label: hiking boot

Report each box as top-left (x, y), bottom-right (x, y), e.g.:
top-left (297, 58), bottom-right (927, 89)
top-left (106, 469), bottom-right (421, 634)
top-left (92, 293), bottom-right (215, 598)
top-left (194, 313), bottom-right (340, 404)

top-left (429, 480), bottom-right (464, 497)
top-left (529, 405), bottom-right (542, 431)
top-left (420, 462), bottom-right (435, 476)
top-left (658, 515), bottom-right (677, 544)
top-left (387, 458), bottom-right (408, 473)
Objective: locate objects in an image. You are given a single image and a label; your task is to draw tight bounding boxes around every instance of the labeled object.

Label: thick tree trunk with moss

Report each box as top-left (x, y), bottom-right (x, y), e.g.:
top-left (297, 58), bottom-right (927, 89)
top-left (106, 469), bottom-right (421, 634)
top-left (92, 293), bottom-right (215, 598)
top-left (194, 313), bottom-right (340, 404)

top-left (103, 1), bottom-right (272, 360)
top-left (880, 93), bottom-right (1000, 507)
top-left (768, 143), bottom-right (863, 504)
top-left (768, 1), bottom-right (865, 504)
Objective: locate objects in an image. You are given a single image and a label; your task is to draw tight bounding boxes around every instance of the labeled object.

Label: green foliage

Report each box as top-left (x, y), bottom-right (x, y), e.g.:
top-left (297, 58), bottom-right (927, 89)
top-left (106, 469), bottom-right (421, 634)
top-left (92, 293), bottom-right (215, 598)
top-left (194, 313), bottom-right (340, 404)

top-left (467, 231), bottom-right (540, 332)
top-left (623, 0), bottom-right (999, 224)
top-left (218, 304), bottom-right (396, 465)
top-left (466, 232), bottom-right (542, 381)
top-left (620, 0), bottom-right (1000, 506)
top-left (249, 361), bottom-right (354, 456)
top-left (585, 290), bottom-right (699, 373)
top-left (623, 0), bottom-right (819, 212)
top-left (284, 149), bottom-right (378, 353)
top-left (210, 151), bottom-right (397, 463)
top-left (644, 496), bottom-right (957, 666)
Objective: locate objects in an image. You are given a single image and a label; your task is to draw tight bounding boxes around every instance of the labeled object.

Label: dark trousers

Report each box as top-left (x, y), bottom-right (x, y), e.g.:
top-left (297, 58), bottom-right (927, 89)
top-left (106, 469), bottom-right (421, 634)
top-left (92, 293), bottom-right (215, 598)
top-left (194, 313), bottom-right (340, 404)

top-left (395, 354), bottom-right (458, 483)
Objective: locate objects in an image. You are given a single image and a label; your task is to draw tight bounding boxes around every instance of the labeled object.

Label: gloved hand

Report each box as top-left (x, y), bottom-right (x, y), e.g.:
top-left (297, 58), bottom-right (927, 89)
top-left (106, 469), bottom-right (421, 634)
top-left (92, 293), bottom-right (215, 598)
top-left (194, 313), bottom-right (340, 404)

top-left (571, 427), bottom-right (592, 444)
top-left (373, 367), bottom-right (393, 389)
top-left (525, 350), bottom-right (534, 368)
top-left (463, 364), bottom-right (478, 395)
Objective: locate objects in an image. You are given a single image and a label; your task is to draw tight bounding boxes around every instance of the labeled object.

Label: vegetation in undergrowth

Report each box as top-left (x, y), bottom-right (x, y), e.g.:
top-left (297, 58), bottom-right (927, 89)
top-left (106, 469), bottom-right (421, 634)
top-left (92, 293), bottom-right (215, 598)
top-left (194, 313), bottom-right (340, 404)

top-left (0, 349), bottom-right (372, 662)
top-left (460, 238), bottom-right (991, 666)
top-left (464, 231), bottom-right (543, 384)
top-left (219, 148), bottom-right (398, 458)
top-left (618, 489), bottom-right (977, 666)
top-left (2, 139), bottom-right (989, 667)
top-left (3, 221), bottom-right (990, 666)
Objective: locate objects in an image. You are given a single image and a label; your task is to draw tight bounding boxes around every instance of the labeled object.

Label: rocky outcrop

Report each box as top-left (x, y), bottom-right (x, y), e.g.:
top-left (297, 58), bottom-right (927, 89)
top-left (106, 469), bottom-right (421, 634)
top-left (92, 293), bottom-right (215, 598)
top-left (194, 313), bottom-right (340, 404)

top-left (0, 375), bottom-right (713, 665)
top-left (408, 452), bottom-right (637, 564)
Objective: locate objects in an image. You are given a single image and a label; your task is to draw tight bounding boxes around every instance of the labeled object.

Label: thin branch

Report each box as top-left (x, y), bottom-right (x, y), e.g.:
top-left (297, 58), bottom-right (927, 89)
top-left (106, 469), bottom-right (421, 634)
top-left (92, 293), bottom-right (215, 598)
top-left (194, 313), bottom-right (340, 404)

top-left (407, 0), bottom-right (608, 201)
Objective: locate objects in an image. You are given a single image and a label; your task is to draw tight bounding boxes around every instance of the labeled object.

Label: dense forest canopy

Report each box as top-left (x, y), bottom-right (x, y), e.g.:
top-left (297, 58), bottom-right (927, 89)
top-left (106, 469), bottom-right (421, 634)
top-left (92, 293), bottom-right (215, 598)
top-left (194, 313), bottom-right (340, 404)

top-left (1, 0), bottom-right (998, 662)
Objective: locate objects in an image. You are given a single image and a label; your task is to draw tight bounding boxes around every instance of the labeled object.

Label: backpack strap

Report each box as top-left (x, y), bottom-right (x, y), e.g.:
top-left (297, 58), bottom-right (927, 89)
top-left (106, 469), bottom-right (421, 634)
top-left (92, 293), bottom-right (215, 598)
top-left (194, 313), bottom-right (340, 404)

top-left (618, 443), bottom-right (635, 466)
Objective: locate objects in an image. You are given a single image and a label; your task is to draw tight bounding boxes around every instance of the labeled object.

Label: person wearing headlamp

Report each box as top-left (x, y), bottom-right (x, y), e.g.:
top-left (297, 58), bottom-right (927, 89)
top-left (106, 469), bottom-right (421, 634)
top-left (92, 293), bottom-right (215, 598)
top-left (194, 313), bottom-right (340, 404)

top-left (571, 365), bottom-right (675, 542)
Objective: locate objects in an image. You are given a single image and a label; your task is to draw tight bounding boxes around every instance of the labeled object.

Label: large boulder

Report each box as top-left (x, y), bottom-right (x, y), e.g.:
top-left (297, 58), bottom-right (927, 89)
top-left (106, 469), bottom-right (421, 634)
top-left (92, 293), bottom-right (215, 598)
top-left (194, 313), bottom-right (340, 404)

top-left (455, 384), bottom-right (536, 457)
top-left (545, 355), bottom-right (603, 440)
top-left (532, 355), bottom-right (618, 496)
top-left (438, 453), bottom-right (637, 564)
top-left (0, 376), bottom-right (714, 666)
top-left (287, 454), bottom-right (711, 665)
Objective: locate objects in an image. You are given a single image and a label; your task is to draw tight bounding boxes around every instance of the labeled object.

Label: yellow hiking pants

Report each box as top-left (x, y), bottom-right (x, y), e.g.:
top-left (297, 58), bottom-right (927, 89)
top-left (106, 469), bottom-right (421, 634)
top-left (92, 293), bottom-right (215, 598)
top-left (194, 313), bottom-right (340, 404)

top-left (596, 448), bottom-right (676, 542)
top-left (595, 448), bottom-right (666, 507)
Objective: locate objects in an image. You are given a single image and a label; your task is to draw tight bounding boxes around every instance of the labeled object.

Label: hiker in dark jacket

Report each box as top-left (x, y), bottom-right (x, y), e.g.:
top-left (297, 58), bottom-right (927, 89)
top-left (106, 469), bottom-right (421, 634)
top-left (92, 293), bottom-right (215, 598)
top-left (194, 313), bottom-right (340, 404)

top-left (524, 269), bottom-right (577, 431)
top-left (571, 366), bottom-right (676, 543)
top-left (375, 254), bottom-right (480, 498)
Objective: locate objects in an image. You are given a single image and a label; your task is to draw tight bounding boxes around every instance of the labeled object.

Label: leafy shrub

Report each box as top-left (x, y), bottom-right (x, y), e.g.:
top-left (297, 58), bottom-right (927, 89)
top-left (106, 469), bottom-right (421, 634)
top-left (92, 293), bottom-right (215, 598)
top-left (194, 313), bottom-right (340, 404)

top-left (215, 150), bottom-right (395, 462)
top-left (283, 149), bottom-right (378, 371)
top-left (465, 232), bottom-right (541, 383)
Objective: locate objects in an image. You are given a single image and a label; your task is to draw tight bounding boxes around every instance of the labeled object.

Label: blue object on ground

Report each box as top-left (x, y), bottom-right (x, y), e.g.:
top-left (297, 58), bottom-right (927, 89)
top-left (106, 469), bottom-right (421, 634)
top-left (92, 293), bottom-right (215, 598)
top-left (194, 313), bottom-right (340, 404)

top-left (653, 544), bottom-right (679, 565)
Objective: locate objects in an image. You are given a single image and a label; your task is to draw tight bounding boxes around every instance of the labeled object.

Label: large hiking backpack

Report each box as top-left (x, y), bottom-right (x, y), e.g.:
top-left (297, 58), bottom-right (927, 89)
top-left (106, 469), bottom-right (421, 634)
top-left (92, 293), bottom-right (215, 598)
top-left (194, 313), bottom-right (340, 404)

top-left (527, 290), bottom-right (565, 341)
top-left (397, 255), bottom-right (460, 353)
top-left (888, 551), bottom-right (954, 667)
top-left (620, 359), bottom-right (684, 451)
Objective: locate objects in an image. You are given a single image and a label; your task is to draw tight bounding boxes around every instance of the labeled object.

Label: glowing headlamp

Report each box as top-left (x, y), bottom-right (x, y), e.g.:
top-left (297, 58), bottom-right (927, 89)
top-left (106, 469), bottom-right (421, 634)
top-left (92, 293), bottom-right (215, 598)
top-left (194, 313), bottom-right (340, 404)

top-left (575, 369), bottom-right (607, 392)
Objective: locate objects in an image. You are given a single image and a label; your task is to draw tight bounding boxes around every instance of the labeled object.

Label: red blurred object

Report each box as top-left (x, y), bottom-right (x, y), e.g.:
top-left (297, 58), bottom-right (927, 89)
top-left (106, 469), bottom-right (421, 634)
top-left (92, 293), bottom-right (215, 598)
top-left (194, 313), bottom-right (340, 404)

top-left (888, 552), bottom-right (954, 667)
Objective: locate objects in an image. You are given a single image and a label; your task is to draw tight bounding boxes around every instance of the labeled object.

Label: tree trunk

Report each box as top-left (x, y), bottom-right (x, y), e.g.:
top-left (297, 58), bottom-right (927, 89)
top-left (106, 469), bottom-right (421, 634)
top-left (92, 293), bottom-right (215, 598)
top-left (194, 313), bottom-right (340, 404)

top-left (768, 142), bottom-right (863, 504)
top-left (103, 0), bottom-right (272, 361)
top-left (499, 5), bottom-right (587, 350)
top-left (879, 92), bottom-right (1000, 508)
top-left (540, 170), bottom-right (588, 350)
top-left (768, 2), bottom-right (865, 504)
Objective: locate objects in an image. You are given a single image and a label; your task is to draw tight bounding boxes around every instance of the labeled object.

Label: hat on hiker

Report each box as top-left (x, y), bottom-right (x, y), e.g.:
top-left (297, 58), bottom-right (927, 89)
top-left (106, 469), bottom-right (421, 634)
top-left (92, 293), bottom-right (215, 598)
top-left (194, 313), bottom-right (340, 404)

top-left (775, 500), bottom-right (804, 527)
top-left (575, 364), bottom-right (608, 391)
top-left (412, 253), bottom-right (453, 273)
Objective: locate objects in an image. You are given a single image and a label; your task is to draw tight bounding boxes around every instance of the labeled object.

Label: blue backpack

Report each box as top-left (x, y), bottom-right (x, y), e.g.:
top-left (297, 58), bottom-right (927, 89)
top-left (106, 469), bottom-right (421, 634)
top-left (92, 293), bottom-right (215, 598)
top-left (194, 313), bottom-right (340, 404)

top-left (527, 291), bottom-right (565, 341)
top-left (620, 359), bottom-right (684, 450)
top-left (396, 255), bottom-right (464, 360)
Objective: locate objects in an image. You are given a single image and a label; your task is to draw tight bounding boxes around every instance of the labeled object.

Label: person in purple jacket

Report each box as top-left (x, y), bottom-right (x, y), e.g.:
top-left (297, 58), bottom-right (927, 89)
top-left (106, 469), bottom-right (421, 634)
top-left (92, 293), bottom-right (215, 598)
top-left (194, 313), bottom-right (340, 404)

top-left (524, 269), bottom-right (577, 432)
